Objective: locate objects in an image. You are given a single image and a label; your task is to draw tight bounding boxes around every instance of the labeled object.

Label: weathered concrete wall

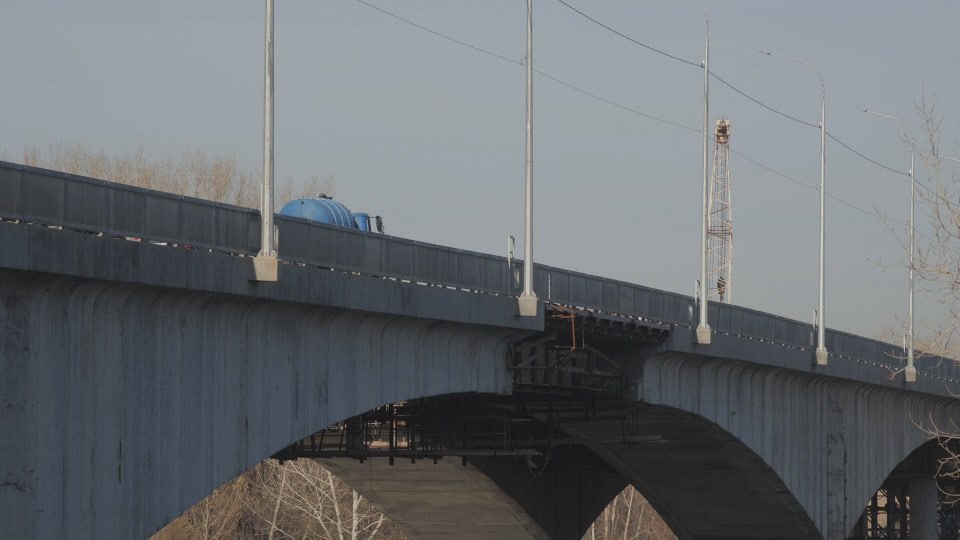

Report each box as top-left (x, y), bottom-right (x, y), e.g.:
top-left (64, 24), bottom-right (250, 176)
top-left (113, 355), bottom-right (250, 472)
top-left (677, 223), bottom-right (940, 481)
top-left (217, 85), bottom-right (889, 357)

top-left (5, 220), bottom-right (960, 539)
top-left (639, 352), bottom-right (960, 539)
top-left (0, 270), bottom-right (522, 539)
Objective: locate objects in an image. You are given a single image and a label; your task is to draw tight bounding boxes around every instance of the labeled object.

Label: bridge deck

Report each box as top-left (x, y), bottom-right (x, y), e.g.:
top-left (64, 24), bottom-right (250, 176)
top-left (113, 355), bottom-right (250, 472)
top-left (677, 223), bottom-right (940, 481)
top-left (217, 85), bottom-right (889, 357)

top-left (1, 159), bottom-right (958, 396)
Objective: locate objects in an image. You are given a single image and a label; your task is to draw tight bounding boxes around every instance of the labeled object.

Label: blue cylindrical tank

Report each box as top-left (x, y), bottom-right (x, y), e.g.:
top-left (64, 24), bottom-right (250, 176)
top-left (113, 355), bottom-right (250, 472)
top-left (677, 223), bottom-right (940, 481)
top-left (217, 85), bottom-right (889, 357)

top-left (351, 212), bottom-right (371, 232)
top-left (279, 197), bottom-right (356, 228)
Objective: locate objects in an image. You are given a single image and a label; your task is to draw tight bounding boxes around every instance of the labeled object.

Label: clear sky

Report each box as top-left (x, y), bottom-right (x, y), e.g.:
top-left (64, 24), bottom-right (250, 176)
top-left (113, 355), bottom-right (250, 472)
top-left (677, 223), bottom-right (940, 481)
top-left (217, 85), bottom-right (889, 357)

top-left (2, 1), bottom-right (958, 340)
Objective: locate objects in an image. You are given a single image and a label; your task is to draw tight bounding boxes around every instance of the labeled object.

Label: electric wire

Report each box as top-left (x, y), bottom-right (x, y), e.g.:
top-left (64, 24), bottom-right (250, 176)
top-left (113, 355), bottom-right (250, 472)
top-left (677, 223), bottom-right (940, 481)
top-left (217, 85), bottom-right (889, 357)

top-left (553, 0), bottom-right (913, 179)
top-left (534, 70), bottom-right (700, 132)
top-left (709, 72), bottom-right (818, 129)
top-left (553, 0), bottom-right (701, 68)
top-left (827, 133), bottom-right (906, 176)
top-left (824, 133), bottom-right (937, 197)
top-left (354, 0), bottom-right (920, 229)
top-left (550, 0), bottom-right (936, 216)
top-left (356, 0), bottom-right (518, 64)
top-left (730, 148), bottom-right (908, 226)
top-left (354, 0), bottom-right (698, 132)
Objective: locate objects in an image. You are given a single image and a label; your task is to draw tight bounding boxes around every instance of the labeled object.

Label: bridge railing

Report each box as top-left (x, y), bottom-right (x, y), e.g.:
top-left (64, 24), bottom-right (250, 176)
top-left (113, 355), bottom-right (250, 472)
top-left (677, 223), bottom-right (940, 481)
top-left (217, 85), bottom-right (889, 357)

top-left (1, 160), bottom-right (951, 380)
top-left (279, 216), bottom-right (927, 375)
top-left (0, 161), bottom-right (260, 253)
top-left (278, 215), bottom-right (514, 294)
top-left (533, 265), bottom-right (916, 373)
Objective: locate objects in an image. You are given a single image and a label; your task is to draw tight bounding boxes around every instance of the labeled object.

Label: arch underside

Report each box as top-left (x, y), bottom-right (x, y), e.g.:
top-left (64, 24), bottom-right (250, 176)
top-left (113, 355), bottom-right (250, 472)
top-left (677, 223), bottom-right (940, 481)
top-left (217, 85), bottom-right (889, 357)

top-left (293, 393), bottom-right (817, 540)
top-left (640, 351), bottom-right (960, 539)
top-left (563, 403), bottom-right (820, 539)
top-left (272, 392), bottom-right (632, 540)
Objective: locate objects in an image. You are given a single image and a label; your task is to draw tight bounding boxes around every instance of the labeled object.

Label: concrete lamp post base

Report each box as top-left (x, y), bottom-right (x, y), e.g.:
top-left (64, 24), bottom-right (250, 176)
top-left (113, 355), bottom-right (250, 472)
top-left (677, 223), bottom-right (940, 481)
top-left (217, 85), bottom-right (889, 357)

top-left (252, 255), bottom-right (278, 282)
top-left (905, 365), bottom-right (917, 383)
top-left (518, 295), bottom-right (538, 317)
top-left (815, 348), bottom-right (828, 366)
top-left (695, 326), bottom-right (712, 345)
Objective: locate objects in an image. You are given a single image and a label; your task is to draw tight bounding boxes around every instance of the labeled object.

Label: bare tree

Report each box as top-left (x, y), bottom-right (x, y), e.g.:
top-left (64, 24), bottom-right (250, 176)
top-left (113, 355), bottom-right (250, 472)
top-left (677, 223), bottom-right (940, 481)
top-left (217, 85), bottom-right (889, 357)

top-left (279, 173), bottom-right (336, 204)
top-left (248, 459), bottom-right (396, 540)
top-left (152, 459), bottom-right (403, 540)
top-left (899, 93), bottom-right (960, 505)
top-left (583, 486), bottom-right (675, 540)
top-left (904, 93), bottom-right (960, 360)
top-left (19, 143), bottom-right (332, 210)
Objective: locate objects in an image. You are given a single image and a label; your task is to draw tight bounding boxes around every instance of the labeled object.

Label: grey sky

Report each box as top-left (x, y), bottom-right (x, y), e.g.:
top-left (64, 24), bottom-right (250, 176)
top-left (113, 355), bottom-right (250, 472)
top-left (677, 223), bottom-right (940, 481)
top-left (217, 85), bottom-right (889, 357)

top-left (3, 1), bottom-right (958, 339)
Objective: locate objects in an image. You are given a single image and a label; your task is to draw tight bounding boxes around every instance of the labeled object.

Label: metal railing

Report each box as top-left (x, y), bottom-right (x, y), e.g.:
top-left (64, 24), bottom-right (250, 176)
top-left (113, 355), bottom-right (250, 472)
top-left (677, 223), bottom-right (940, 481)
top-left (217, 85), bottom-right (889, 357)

top-left (0, 160), bottom-right (951, 381)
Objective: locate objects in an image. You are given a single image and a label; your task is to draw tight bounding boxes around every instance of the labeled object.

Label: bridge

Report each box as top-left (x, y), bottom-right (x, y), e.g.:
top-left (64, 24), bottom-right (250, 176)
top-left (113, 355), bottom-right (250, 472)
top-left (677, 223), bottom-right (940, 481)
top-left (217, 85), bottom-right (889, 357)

top-left (2, 160), bottom-right (960, 539)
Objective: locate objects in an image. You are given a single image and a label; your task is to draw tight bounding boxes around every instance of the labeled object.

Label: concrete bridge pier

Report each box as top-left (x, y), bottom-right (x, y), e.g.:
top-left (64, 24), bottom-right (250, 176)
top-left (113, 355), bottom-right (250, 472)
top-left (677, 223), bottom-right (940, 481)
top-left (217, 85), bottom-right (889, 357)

top-left (909, 477), bottom-right (937, 539)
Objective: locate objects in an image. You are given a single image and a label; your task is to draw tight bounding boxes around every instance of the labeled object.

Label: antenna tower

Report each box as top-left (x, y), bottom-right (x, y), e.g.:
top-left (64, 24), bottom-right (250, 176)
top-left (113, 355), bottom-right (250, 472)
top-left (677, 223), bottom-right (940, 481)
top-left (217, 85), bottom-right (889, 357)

top-left (707, 118), bottom-right (733, 303)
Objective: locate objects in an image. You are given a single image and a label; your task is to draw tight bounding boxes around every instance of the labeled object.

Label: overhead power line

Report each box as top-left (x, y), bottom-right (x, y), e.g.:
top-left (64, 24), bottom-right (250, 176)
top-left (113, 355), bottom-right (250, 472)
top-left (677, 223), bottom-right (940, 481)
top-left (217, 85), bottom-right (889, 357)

top-left (356, 0), bottom-right (518, 64)
top-left (552, 0), bottom-right (911, 178)
top-left (709, 72), bottom-right (818, 129)
top-left (353, 0), bottom-right (918, 226)
top-left (535, 70), bottom-right (700, 132)
top-left (553, 0), bottom-right (700, 68)
top-left (355, 0), bottom-right (698, 132)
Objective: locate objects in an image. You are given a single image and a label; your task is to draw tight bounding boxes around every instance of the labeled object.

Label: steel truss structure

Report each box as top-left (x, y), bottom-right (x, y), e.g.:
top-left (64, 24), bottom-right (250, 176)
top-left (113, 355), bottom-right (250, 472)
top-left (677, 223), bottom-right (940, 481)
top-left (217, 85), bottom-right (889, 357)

top-left (707, 118), bottom-right (733, 303)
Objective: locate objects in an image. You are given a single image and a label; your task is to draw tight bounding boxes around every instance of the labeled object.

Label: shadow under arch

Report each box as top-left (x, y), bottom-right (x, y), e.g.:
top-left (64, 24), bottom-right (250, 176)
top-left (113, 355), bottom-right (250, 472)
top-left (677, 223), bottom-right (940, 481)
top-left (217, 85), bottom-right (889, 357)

top-left (273, 392), bottom-right (630, 540)
top-left (555, 401), bottom-right (821, 539)
top-left (848, 438), bottom-right (960, 538)
top-left (635, 351), bottom-right (960, 539)
top-left (277, 391), bottom-right (820, 539)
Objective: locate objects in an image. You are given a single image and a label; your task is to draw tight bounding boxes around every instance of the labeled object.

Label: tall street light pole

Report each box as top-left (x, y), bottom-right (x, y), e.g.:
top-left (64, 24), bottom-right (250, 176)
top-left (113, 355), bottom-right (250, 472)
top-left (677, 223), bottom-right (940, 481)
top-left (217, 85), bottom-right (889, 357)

top-left (518, 0), bottom-right (538, 317)
top-left (759, 50), bottom-right (827, 365)
top-left (253, 0), bottom-right (278, 282)
top-left (695, 0), bottom-right (712, 344)
top-left (863, 109), bottom-right (916, 382)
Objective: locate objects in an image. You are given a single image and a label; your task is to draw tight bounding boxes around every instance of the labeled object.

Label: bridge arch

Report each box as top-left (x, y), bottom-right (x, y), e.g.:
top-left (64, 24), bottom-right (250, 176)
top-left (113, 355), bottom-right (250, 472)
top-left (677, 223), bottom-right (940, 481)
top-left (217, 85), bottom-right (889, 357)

top-left (0, 271), bottom-right (526, 538)
top-left (637, 351), bottom-right (960, 539)
top-left (148, 344), bottom-right (960, 540)
top-left (275, 387), bottom-right (820, 539)
top-left (6, 261), bottom-right (960, 539)
top-left (271, 391), bottom-right (634, 540)
top-left (554, 400), bottom-right (819, 538)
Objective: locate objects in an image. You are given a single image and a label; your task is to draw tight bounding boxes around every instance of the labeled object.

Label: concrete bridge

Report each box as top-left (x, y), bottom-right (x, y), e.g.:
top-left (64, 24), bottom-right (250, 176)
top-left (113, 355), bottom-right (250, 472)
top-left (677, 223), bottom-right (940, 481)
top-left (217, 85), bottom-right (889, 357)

top-left (2, 161), bottom-right (960, 539)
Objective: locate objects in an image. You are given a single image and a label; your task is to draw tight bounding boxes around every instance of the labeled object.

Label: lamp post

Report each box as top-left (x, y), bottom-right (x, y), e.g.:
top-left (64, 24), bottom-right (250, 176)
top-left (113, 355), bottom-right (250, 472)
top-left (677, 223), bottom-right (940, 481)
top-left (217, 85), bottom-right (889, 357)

top-left (864, 109), bottom-right (916, 382)
top-left (695, 0), bottom-right (712, 344)
top-left (759, 51), bottom-right (827, 365)
top-left (253, 0), bottom-right (279, 282)
top-left (518, 0), bottom-right (538, 317)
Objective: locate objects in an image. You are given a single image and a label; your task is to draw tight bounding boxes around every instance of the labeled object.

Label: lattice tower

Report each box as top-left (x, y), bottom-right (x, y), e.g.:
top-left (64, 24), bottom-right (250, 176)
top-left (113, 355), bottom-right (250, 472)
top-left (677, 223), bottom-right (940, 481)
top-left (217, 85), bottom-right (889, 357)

top-left (707, 118), bottom-right (733, 303)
